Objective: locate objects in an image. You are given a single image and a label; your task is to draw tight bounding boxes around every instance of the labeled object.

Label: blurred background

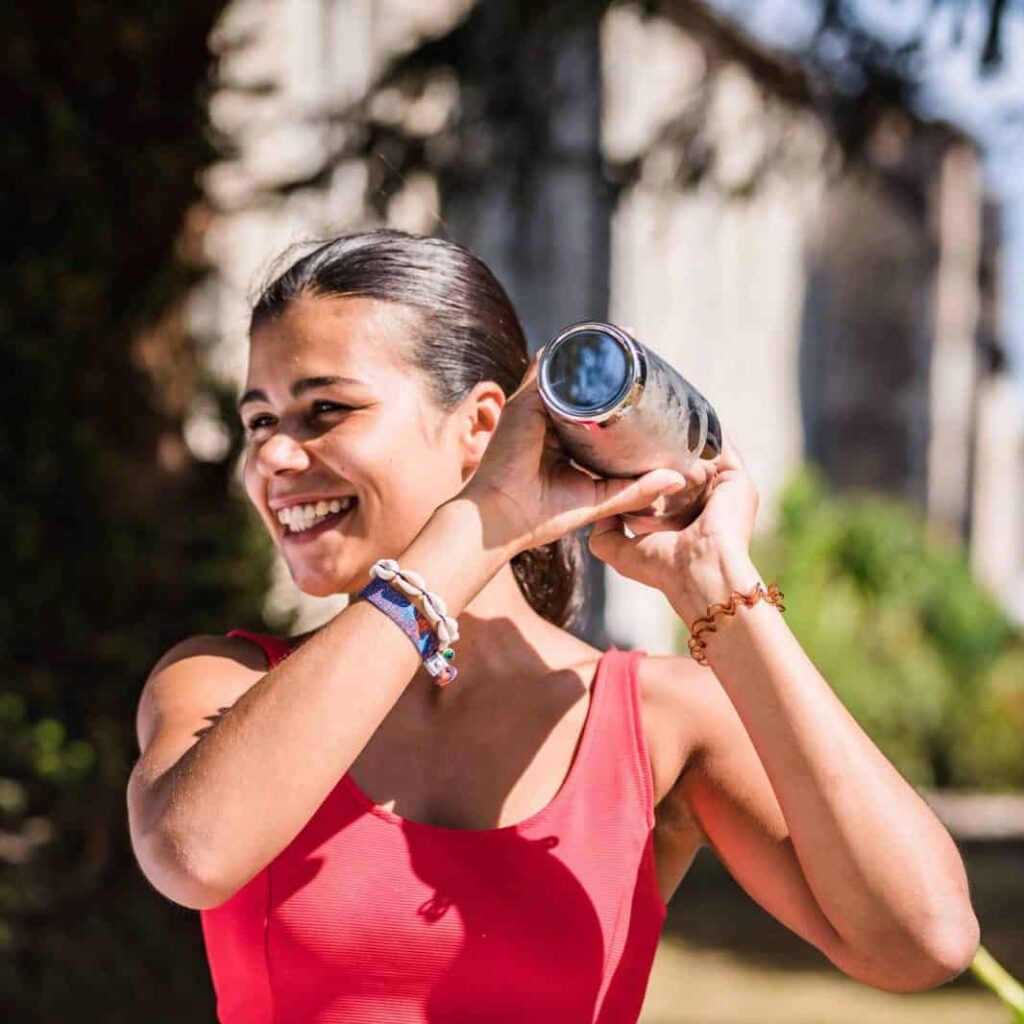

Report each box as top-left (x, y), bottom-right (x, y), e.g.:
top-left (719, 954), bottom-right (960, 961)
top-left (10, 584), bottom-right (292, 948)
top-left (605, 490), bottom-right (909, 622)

top-left (3, 0), bottom-right (1023, 1020)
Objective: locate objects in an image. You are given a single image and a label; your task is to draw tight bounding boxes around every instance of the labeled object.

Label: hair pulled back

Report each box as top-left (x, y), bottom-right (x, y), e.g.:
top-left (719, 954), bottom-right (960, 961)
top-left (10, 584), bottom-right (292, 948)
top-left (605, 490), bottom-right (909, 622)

top-left (250, 228), bottom-right (584, 629)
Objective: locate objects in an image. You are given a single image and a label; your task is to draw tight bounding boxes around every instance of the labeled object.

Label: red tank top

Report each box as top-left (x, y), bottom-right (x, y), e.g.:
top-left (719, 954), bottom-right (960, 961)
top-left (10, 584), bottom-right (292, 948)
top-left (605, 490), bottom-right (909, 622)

top-left (200, 629), bottom-right (667, 1023)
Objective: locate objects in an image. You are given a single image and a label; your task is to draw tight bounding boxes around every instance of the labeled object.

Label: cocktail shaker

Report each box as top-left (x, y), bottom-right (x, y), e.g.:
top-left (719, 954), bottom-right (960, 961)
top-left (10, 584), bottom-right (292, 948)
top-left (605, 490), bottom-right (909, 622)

top-left (537, 321), bottom-right (722, 532)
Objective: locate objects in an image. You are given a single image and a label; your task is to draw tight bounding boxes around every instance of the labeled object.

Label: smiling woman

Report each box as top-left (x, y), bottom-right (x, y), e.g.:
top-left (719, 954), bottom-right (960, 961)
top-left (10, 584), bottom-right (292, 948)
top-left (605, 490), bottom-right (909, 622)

top-left (234, 291), bottom-right (519, 599)
top-left (127, 228), bottom-right (693, 1023)
top-left (237, 233), bottom-right (582, 614)
top-left (126, 228), bottom-right (978, 1024)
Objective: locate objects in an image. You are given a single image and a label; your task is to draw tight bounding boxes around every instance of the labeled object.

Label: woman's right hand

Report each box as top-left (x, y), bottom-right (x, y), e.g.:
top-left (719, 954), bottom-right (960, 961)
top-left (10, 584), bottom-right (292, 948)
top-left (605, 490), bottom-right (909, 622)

top-left (458, 347), bottom-right (697, 558)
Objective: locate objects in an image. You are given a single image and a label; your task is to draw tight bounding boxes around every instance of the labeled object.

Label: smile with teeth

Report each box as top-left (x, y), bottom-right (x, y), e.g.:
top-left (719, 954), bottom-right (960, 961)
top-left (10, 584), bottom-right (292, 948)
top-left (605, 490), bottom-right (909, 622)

top-left (277, 497), bottom-right (356, 534)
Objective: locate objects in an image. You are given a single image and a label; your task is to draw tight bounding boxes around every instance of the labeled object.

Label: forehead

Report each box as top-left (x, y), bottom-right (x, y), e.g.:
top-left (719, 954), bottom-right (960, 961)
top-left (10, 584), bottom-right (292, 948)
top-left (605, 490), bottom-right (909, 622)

top-left (247, 294), bottom-right (417, 383)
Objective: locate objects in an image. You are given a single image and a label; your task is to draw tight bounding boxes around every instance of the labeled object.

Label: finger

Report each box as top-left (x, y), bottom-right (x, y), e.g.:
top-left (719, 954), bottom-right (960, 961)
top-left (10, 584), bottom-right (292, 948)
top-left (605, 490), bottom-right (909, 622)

top-left (566, 456), bottom-right (603, 481)
top-left (500, 347), bottom-right (562, 459)
top-left (588, 514), bottom-right (631, 562)
top-left (681, 455), bottom-right (716, 492)
top-left (589, 515), bottom-right (621, 542)
top-left (593, 467), bottom-right (685, 520)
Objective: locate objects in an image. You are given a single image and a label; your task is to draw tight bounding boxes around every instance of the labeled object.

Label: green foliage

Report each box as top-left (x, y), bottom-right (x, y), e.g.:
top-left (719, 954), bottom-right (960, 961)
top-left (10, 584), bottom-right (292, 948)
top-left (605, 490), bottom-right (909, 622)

top-left (0, 2), bottom-right (283, 1018)
top-left (718, 466), bottom-right (1024, 790)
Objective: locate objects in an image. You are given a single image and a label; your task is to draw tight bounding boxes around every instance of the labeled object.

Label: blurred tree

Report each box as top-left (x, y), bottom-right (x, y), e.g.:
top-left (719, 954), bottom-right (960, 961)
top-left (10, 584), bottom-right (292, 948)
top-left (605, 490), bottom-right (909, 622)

top-left (327, 0), bottom-right (1020, 207)
top-left (794, 0), bottom-right (1021, 157)
top-left (812, 0), bottom-right (1013, 75)
top-left (733, 467), bottom-right (1024, 790)
top-left (0, 2), bottom-right (280, 1019)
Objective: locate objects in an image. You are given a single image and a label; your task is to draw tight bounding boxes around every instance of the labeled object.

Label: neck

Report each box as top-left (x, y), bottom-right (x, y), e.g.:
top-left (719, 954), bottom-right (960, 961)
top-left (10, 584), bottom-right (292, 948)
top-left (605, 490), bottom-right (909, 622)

top-left (409, 561), bottom-right (562, 706)
top-left (290, 562), bottom-right (574, 706)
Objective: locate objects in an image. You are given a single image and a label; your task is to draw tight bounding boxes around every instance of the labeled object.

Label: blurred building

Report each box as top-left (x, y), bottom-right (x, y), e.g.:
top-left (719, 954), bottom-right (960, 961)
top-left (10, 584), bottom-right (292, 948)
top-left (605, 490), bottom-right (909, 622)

top-left (187, 0), bottom-right (1024, 644)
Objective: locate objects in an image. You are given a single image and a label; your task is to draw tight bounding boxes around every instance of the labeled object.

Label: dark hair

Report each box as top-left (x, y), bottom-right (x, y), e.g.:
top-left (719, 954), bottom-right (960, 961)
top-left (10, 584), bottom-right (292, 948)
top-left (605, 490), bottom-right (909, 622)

top-left (250, 228), bottom-right (584, 629)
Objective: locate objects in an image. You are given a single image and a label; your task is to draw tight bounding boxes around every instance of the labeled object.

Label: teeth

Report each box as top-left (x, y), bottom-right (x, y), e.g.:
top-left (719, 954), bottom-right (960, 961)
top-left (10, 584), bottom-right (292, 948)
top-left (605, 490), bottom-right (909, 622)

top-left (275, 497), bottom-right (355, 532)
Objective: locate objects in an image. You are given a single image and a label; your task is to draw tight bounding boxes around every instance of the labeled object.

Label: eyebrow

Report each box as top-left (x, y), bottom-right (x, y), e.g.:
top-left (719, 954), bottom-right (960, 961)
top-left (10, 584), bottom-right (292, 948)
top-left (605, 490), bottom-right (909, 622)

top-left (237, 376), bottom-right (366, 411)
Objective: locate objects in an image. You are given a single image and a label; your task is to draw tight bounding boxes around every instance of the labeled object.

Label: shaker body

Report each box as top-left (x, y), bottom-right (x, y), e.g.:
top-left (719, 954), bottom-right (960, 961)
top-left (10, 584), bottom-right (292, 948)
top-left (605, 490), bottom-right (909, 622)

top-left (537, 321), bottom-right (722, 531)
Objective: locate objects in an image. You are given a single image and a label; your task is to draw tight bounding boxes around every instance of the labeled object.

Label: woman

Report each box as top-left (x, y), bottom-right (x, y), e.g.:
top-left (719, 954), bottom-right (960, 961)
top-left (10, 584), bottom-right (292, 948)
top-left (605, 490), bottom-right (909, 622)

top-left (127, 228), bottom-right (978, 1022)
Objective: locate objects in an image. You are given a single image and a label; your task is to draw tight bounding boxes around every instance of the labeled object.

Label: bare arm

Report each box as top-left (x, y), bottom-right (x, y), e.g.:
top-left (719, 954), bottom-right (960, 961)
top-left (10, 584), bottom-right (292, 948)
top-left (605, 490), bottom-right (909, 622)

top-left (667, 547), bottom-right (980, 991)
top-left (128, 345), bottom-right (688, 911)
top-left (127, 496), bottom-right (508, 909)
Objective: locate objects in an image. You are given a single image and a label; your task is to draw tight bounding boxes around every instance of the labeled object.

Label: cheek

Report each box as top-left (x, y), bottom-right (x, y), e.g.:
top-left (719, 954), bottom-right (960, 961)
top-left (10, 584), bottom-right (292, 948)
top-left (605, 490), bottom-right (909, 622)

top-left (239, 453), bottom-right (256, 499)
top-left (325, 416), bottom-right (456, 505)
top-left (347, 422), bottom-right (430, 475)
top-left (240, 453), bottom-right (277, 527)
top-left (241, 452), bottom-right (263, 502)
top-left (389, 435), bottom-right (451, 481)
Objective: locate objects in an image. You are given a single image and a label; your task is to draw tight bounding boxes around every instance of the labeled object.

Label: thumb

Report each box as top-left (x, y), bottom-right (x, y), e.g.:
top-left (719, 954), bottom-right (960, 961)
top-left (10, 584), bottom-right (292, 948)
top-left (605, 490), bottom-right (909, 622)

top-left (588, 514), bottom-right (631, 563)
top-left (499, 346), bottom-right (550, 447)
top-left (593, 467), bottom-right (686, 520)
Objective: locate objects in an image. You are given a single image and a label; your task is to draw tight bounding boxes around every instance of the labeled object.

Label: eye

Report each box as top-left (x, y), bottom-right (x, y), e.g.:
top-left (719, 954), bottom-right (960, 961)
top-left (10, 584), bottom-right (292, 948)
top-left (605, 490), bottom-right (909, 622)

top-left (244, 401), bottom-right (354, 435)
top-left (245, 412), bottom-right (274, 433)
top-left (311, 400), bottom-right (353, 415)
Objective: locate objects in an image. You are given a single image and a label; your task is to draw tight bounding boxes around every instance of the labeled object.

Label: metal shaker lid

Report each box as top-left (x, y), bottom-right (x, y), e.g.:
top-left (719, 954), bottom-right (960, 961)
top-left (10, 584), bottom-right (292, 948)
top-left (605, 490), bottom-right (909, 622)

top-left (538, 321), bottom-right (644, 423)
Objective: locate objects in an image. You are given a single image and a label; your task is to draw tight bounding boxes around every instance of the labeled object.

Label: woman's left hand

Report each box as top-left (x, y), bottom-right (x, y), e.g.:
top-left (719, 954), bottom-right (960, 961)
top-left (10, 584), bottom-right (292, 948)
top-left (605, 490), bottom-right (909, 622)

top-left (587, 431), bottom-right (760, 617)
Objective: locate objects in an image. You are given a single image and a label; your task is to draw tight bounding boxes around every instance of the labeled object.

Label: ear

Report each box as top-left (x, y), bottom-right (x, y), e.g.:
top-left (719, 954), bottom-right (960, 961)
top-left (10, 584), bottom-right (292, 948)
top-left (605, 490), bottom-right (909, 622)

top-left (456, 380), bottom-right (506, 482)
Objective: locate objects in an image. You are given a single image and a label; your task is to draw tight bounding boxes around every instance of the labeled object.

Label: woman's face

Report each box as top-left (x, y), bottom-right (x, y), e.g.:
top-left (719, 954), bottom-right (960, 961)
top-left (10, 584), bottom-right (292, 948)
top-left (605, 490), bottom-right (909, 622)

top-left (240, 294), bottom-right (470, 597)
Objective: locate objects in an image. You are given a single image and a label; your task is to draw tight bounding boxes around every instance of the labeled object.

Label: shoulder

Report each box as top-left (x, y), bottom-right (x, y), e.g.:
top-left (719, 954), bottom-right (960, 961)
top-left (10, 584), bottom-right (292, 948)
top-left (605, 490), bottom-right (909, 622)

top-left (637, 651), bottom-right (786, 844)
top-left (635, 652), bottom-right (737, 811)
top-left (134, 633), bottom-right (272, 754)
top-left (147, 633), bottom-right (272, 679)
top-left (634, 654), bottom-right (702, 806)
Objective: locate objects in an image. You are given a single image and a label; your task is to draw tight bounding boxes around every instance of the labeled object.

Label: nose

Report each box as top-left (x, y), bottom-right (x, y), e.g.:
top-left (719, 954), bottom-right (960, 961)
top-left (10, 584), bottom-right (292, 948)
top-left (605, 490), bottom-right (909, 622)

top-left (256, 432), bottom-right (312, 476)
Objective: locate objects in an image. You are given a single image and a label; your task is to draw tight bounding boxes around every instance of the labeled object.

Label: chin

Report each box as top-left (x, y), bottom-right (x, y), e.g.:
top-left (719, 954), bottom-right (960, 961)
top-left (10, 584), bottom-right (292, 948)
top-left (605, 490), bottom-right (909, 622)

top-left (288, 560), bottom-right (366, 599)
top-left (296, 579), bottom-right (343, 599)
top-left (289, 569), bottom-right (355, 599)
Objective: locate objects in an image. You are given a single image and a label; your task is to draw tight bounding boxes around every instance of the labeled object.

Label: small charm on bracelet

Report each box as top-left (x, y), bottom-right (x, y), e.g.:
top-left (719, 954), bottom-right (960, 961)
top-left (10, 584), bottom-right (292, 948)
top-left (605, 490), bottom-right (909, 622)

top-left (424, 648), bottom-right (458, 685)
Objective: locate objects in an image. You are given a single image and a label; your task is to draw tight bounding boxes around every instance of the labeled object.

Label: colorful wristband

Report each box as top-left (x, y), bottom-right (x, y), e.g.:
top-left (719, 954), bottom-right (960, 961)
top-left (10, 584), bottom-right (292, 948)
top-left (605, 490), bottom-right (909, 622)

top-left (358, 577), bottom-right (458, 685)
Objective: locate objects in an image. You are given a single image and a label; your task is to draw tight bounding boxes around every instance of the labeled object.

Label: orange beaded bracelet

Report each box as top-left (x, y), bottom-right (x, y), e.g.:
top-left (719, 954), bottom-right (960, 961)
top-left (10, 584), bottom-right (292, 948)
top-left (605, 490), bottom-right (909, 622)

top-left (686, 581), bottom-right (785, 666)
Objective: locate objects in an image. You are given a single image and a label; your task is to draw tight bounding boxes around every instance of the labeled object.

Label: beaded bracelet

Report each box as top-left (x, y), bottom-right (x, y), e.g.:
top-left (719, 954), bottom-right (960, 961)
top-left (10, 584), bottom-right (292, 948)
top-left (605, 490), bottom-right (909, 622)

top-left (686, 581), bottom-right (785, 666)
top-left (359, 559), bottom-right (460, 685)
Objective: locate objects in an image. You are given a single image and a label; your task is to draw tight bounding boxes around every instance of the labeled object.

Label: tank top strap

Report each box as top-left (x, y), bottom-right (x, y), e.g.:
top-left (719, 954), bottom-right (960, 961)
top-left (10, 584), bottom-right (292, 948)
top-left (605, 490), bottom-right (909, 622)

top-left (580, 646), bottom-right (655, 831)
top-left (225, 628), bottom-right (292, 669)
top-left (221, 633), bottom-right (656, 826)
